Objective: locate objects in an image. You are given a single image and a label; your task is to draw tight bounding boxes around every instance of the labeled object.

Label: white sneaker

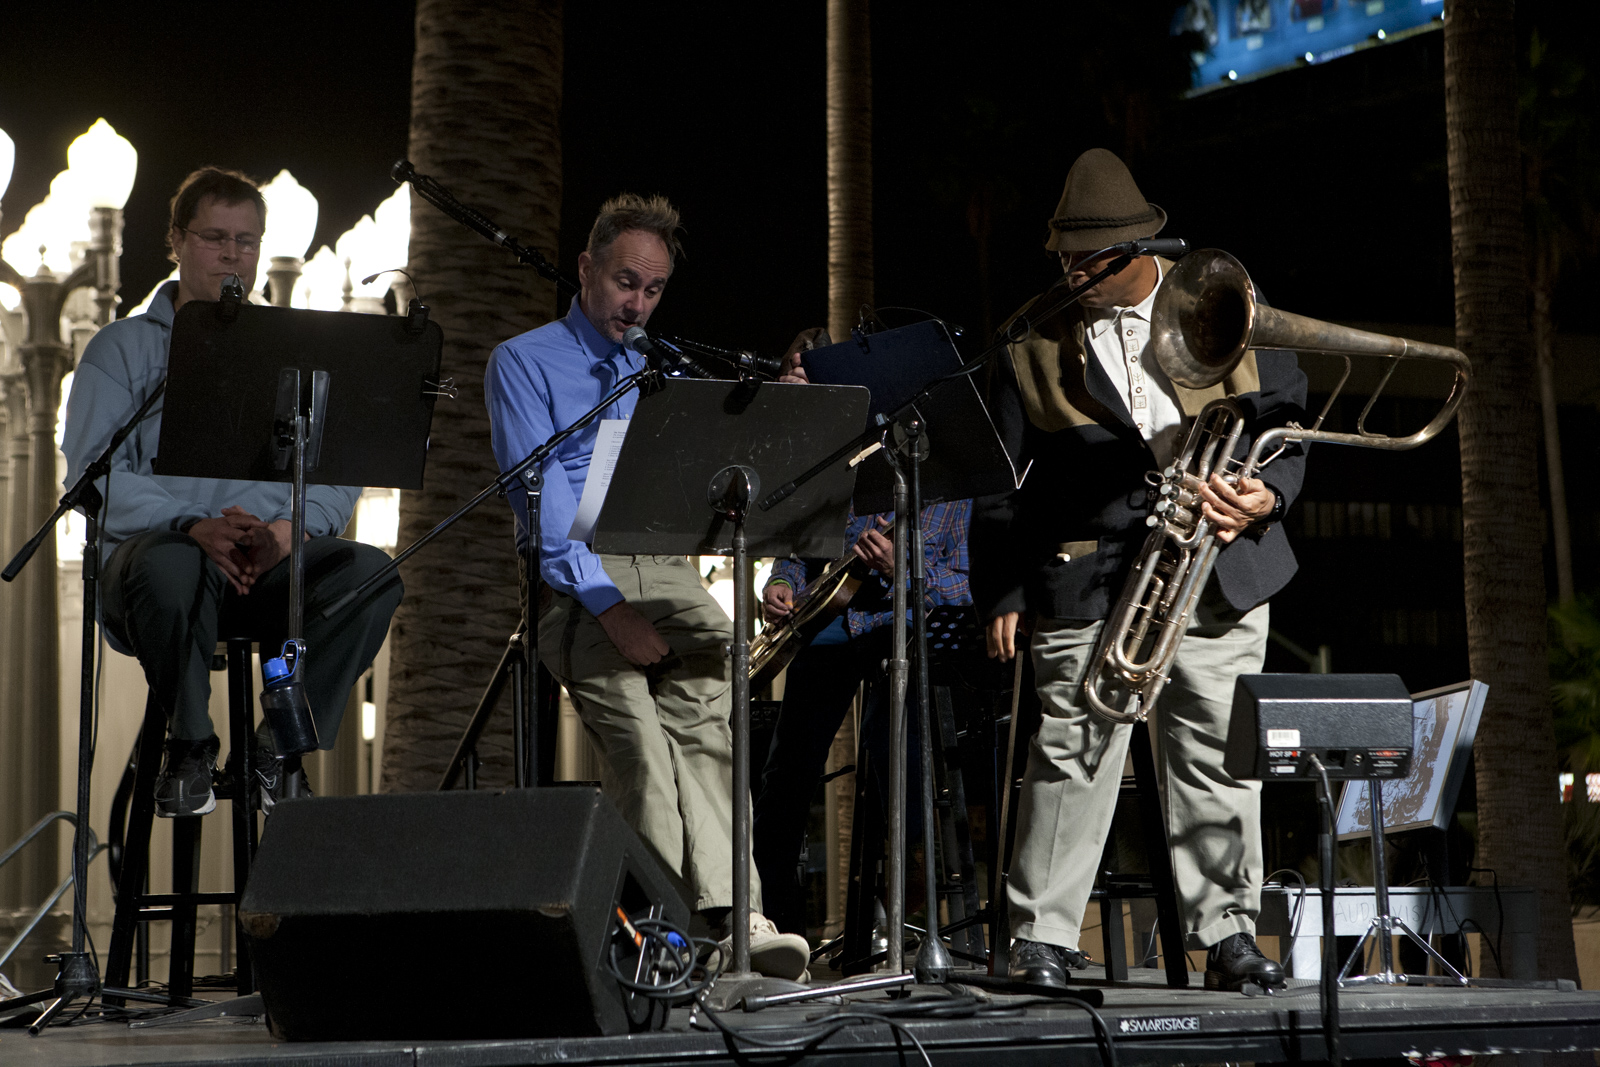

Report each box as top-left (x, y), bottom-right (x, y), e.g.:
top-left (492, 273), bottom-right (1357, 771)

top-left (716, 912), bottom-right (811, 981)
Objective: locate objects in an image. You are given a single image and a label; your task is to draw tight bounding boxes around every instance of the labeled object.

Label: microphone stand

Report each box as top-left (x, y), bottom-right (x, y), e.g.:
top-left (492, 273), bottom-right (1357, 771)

top-left (751, 250), bottom-right (1149, 985)
top-left (393, 160), bottom-right (579, 297)
top-left (1, 379), bottom-right (197, 1033)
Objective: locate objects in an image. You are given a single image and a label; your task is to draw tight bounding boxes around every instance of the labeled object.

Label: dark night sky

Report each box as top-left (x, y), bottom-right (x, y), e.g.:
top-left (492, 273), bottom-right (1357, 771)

top-left (1, 1), bottom-right (1590, 358)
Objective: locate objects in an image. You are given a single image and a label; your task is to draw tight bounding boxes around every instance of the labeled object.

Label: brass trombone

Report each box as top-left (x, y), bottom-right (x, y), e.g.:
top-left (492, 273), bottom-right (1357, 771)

top-left (1081, 249), bottom-right (1470, 725)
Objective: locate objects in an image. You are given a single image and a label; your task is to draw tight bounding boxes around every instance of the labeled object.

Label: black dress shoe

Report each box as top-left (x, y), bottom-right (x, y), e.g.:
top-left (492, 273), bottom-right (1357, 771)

top-left (1204, 932), bottom-right (1286, 991)
top-left (1011, 939), bottom-right (1090, 988)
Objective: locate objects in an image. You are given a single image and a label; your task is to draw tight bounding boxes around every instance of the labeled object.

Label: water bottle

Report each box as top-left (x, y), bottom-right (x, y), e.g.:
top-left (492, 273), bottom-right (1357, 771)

top-left (259, 639), bottom-right (319, 756)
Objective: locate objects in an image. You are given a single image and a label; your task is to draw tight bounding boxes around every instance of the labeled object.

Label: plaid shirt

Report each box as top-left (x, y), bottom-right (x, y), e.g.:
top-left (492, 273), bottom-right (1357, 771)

top-left (769, 499), bottom-right (971, 638)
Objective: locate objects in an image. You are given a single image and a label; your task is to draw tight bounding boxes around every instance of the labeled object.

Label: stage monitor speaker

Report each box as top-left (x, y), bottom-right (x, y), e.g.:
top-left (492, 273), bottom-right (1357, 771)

top-left (239, 787), bottom-right (688, 1041)
top-left (1225, 673), bottom-right (1413, 781)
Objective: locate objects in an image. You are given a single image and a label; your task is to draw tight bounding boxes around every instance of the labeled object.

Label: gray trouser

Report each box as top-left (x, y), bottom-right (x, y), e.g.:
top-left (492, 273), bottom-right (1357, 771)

top-left (539, 554), bottom-right (756, 913)
top-left (1007, 582), bottom-right (1268, 951)
top-left (102, 531), bottom-right (402, 748)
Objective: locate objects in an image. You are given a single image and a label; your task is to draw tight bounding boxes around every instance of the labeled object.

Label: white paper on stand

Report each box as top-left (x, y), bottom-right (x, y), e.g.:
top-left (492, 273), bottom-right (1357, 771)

top-left (567, 419), bottom-right (630, 542)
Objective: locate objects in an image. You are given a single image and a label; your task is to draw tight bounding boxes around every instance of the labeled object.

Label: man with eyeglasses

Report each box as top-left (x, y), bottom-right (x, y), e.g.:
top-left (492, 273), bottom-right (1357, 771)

top-left (62, 167), bottom-right (402, 817)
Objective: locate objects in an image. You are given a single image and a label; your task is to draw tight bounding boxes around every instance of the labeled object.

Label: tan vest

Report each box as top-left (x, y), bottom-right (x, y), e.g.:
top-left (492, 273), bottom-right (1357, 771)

top-left (1004, 259), bottom-right (1262, 433)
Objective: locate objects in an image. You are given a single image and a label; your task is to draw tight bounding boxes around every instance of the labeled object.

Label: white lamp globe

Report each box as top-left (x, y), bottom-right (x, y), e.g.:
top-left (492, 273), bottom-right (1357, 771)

top-left (335, 214), bottom-right (384, 300)
top-left (0, 170), bottom-right (87, 276)
top-left (294, 245), bottom-right (345, 312)
top-left (259, 169), bottom-right (319, 261)
top-left (66, 119), bottom-right (137, 210)
top-left (0, 127), bottom-right (15, 204)
top-left (362, 183), bottom-right (411, 295)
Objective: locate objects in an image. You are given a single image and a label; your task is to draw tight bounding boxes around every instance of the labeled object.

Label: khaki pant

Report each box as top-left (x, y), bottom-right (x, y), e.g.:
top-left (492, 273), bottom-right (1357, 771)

top-left (539, 554), bottom-right (757, 913)
top-left (1007, 582), bottom-right (1268, 951)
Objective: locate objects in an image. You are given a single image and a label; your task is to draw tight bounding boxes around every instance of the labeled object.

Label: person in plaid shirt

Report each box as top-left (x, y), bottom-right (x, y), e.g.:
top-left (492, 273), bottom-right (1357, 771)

top-left (752, 499), bottom-right (972, 935)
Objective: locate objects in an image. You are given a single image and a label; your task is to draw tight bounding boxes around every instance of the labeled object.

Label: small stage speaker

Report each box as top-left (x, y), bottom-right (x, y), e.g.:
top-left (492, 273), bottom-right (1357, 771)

top-left (1225, 673), bottom-right (1414, 781)
top-left (239, 787), bottom-right (688, 1041)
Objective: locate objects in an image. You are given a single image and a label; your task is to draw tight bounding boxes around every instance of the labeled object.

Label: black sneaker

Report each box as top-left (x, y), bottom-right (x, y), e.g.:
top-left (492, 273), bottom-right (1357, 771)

top-left (251, 738), bottom-right (311, 814)
top-left (1204, 932), bottom-right (1286, 992)
top-left (1011, 939), bottom-right (1090, 988)
top-left (154, 736), bottom-right (220, 818)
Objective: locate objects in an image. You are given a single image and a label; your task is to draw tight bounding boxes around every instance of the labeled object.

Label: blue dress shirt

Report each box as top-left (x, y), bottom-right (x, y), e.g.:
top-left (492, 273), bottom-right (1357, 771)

top-left (486, 298), bottom-right (647, 617)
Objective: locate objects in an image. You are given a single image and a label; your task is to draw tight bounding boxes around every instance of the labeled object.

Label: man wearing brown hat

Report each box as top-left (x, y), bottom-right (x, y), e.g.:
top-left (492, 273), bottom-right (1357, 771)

top-left (972, 148), bottom-right (1307, 992)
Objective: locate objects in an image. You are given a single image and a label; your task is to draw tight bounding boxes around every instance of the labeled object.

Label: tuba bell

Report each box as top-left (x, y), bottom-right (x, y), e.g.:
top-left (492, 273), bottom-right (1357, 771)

top-left (1081, 249), bottom-right (1470, 725)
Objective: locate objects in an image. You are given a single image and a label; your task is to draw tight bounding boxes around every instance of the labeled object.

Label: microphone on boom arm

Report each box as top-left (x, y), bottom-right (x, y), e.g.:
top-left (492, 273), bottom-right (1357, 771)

top-left (389, 159), bottom-right (578, 294)
top-left (663, 335), bottom-right (784, 380)
top-left (623, 326), bottom-right (714, 379)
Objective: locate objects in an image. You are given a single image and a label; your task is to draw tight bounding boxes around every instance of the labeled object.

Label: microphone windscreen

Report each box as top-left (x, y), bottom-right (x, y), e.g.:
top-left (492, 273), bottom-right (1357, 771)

top-left (1138, 238), bottom-right (1189, 256)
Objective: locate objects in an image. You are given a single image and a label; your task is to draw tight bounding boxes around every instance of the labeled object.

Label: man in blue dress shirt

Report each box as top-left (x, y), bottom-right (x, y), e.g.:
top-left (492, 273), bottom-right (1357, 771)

top-left (485, 194), bottom-right (807, 979)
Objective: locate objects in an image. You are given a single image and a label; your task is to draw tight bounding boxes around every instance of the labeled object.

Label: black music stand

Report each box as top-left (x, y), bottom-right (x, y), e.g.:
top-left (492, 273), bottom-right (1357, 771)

top-left (801, 319), bottom-right (1019, 512)
top-left (158, 297), bottom-right (439, 774)
top-left (800, 320), bottom-right (1018, 981)
top-left (592, 378), bottom-right (867, 1001)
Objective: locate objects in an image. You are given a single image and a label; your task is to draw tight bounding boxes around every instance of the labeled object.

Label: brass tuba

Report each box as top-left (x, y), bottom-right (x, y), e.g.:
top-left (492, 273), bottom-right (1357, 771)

top-left (1081, 249), bottom-right (1470, 725)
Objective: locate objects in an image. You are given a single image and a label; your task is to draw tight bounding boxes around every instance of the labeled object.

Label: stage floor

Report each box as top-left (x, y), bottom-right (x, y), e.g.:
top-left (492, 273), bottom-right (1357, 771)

top-left (6, 965), bottom-right (1600, 1067)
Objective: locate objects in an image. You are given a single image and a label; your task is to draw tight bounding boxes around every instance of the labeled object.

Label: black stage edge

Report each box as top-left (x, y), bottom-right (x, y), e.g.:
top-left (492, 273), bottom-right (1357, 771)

top-left (7, 966), bottom-right (1600, 1066)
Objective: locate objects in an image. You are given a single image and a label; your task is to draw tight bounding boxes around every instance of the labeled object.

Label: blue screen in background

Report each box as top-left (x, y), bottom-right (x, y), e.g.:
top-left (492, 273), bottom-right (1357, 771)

top-left (1174, 0), bottom-right (1443, 93)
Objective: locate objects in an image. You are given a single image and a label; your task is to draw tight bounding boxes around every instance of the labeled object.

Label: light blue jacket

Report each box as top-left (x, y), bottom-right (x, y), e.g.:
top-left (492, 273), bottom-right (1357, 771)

top-left (62, 282), bottom-right (361, 564)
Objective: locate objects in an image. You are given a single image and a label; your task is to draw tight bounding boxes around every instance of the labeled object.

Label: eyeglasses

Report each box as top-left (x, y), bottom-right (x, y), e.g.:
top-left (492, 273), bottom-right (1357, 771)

top-left (178, 227), bottom-right (261, 255)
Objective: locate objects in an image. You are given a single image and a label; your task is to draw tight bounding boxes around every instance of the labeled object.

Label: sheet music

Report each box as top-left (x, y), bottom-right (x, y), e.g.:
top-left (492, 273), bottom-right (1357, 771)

top-left (567, 419), bottom-right (630, 542)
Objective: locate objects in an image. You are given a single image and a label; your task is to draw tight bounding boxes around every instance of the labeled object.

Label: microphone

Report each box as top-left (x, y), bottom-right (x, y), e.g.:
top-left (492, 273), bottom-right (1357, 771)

top-left (731, 350), bottom-right (784, 379)
top-left (1110, 237), bottom-right (1189, 257)
top-left (623, 326), bottom-right (713, 379)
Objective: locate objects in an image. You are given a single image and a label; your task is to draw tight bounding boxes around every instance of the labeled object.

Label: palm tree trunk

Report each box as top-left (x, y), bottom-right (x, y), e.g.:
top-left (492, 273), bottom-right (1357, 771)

top-left (827, 0), bottom-right (873, 342)
top-left (825, 0), bottom-right (872, 930)
top-left (381, 0), bottom-right (563, 793)
top-left (1532, 245), bottom-right (1574, 604)
top-left (1445, 0), bottom-right (1578, 980)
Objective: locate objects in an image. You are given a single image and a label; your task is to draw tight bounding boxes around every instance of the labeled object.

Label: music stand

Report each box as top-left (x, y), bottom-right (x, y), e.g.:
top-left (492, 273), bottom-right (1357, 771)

top-left (800, 320), bottom-right (1019, 981)
top-left (592, 378), bottom-right (867, 999)
top-left (158, 297), bottom-right (441, 759)
top-left (801, 319), bottom-right (1019, 512)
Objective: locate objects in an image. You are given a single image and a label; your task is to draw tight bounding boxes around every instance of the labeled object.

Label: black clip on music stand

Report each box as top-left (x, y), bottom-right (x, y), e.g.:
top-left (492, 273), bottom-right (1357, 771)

top-left (799, 319), bottom-right (1019, 984)
top-left (155, 294), bottom-right (442, 776)
top-left (591, 377), bottom-right (867, 1008)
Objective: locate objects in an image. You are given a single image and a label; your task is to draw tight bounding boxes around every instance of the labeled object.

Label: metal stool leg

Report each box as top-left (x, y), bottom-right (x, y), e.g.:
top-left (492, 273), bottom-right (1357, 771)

top-left (168, 817), bottom-right (201, 999)
top-left (224, 638), bottom-right (258, 994)
top-left (1101, 897), bottom-right (1130, 981)
top-left (840, 745), bottom-right (888, 975)
top-left (931, 686), bottom-right (984, 960)
top-left (1129, 725), bottom-right (1188, 988)
top-left (104, 694), bottom-right (165, 1005)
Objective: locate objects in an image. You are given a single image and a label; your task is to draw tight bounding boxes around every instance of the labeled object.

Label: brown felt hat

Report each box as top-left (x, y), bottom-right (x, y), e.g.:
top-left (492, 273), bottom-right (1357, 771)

top-left (1044, 148), bottom-right (1167, 252)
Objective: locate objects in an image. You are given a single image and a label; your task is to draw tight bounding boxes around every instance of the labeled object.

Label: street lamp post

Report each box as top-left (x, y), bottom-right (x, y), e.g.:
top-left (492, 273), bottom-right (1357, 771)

top-left (260, 169), bottom-right (318, 308)
top-left (0, 119), bottom-right (135, 912)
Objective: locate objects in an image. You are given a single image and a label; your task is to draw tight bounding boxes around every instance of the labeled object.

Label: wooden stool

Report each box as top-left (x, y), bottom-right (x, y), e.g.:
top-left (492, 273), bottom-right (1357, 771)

top-left (105, 637), bottom-right (260, 1001)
